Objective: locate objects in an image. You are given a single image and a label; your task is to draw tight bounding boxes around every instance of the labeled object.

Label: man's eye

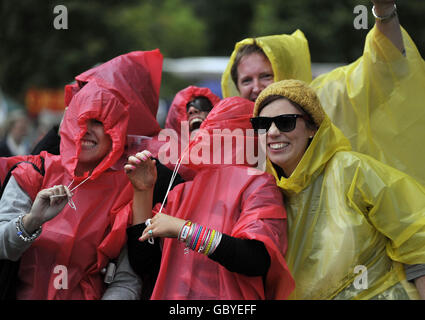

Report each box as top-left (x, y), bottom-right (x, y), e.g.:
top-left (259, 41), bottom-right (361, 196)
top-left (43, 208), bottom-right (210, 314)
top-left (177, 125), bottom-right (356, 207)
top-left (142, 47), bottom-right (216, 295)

top-left (261, 74), bottom-right (273, 79)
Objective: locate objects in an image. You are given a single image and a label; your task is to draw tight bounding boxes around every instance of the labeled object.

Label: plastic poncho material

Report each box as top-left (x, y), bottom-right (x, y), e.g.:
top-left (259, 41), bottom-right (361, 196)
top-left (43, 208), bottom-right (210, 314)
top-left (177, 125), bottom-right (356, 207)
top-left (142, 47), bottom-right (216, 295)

top-left (159, 86), bottom-right (221, 181)
top-left (7, 50), bottom-right (163, 299)
top-left (150, 97), bottom-right (295, 300)
top-left (310, 26), bottom-right (425, 186)
top-left (222, 26), bottom-right (425, 186)
top-left (221, 30), bottom-right (312, 99)
top-left (260, 112), bottom-right (425, 299)
top-left (165, 85), bottom-right (221, 136)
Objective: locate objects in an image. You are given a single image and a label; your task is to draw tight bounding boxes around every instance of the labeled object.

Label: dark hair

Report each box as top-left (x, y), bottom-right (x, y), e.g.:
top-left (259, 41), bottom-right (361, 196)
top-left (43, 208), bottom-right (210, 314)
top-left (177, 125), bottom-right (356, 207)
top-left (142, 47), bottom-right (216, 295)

top-left (186, 96), bottom-right (213, 112)
top-left (230, 40), bottom-right (267, 87)
top-left (258, 95), bottom-right (317, 130)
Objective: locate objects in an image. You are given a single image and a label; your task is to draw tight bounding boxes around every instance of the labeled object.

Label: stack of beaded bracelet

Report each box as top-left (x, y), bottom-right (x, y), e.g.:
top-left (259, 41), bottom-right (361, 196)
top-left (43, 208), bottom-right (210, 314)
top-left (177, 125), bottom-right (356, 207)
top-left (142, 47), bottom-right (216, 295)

top-left (15, 214), bottom-right (42, 242)
top-left (178, 221), bottom-right (222, 256)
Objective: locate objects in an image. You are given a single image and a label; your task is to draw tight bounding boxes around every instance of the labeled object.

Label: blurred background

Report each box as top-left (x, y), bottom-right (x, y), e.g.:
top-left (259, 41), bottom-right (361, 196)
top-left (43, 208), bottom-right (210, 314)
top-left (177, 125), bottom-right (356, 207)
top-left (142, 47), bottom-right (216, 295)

top-left (0, 0), bottom-right (423, 155)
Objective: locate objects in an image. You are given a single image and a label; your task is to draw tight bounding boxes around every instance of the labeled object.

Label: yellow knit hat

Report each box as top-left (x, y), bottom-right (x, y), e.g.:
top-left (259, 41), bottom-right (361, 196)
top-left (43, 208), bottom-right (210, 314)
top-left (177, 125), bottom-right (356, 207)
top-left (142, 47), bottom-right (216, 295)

top-left (254, 79), bottom-right (326, 127)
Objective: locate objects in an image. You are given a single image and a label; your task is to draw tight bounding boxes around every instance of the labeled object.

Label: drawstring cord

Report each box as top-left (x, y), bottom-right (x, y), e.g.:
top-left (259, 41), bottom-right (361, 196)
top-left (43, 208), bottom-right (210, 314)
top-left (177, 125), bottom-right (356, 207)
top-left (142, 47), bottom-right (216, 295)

top-left (157, 142), bottom-right (190, 215)
top-left (66, 176), bottom-right (91, 210)
top-left (148, 142), bottom-right (191, 245)
top-left (49, 175), bottom-right (91, 211)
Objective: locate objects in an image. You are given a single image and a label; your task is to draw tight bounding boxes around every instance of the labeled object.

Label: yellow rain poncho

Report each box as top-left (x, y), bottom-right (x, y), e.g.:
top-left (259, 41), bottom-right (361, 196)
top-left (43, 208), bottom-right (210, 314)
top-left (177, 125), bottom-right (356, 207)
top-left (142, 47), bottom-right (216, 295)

top-left (222, 26), bottom-right (425, 186)
top-left (265, 114), bottom-right (425, 299)
top-left (221, 30), bottom-right (312, 98)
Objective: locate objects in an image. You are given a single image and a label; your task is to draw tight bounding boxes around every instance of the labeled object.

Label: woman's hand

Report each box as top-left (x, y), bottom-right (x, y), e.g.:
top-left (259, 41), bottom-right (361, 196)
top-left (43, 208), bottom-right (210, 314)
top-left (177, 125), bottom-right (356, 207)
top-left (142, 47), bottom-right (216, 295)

top-left (372, 0), bottom-right (396, 13)
top-left (125, 150), bottom-right (157, 192)
top-left (139, 213), bottom-right (186, 242)
top-left (23, 185), bottom-right (72, 233)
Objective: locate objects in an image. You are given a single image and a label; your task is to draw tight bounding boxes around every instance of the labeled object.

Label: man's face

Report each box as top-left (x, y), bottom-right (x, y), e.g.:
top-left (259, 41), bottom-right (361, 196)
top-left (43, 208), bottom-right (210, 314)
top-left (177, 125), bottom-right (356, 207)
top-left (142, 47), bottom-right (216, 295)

top-left (236, 52), bottom-right (274, 102)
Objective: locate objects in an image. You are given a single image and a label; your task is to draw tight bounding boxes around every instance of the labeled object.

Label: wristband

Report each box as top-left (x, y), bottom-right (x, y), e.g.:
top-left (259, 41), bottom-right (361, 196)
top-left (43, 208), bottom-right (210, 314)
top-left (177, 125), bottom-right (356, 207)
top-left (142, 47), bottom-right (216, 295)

top-left (178, 220), bottom-right (192, 242)
top-left (372, 4), bottom-right (397, 23)
top-left (15, 215), bottom-right (42, 242)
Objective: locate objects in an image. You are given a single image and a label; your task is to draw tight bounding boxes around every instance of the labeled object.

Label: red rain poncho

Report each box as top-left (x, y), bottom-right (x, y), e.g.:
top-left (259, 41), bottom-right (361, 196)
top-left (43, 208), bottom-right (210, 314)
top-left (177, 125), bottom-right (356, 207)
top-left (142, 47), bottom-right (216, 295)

top-left (150, 97), bottom-right (295, 300)
top-left (3, 50), bottom-right (163, 299)
top-left (165, 85), bottom-right (221, 136)
top-left (159, 86), bottom-right (220, 181)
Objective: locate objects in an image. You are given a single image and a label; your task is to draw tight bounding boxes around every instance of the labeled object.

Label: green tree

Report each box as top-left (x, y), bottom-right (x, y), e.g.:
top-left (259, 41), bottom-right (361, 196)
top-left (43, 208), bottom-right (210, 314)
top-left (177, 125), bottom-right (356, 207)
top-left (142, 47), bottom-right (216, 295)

top-left (188, 0), bottom-right (257, 56)
top-left (0, 0), bottom-right (136, 102)
top-left (249, 0), bottom-right (424, 63)
top-left (111, 0), bottom-right (207, 58)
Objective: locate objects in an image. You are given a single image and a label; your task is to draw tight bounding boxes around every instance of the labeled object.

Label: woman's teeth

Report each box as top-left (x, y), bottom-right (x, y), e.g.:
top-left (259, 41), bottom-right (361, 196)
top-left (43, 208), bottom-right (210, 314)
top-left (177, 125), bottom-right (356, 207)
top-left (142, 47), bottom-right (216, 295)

top-left (82, 140), bottom-right (96, 148)
top-left (269, 142), bottom-right (289, 150)
top-left (189, 118), bottom-right (203, 126)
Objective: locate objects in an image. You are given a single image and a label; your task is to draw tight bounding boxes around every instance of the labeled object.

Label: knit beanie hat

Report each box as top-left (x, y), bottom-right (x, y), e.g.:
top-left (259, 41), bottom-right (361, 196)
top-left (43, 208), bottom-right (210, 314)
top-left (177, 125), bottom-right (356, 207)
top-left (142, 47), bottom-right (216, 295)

top-left (254, 79), bottom-right (326, 127)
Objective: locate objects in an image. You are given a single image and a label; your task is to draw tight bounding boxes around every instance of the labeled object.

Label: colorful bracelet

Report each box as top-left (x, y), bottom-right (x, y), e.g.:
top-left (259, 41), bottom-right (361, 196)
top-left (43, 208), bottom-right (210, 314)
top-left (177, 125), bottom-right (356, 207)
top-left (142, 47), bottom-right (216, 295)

top-left (15, 215), bottom-right (42, 243)
top-left (181, 222), bottom-right (223, 256)
top-left (189, 223), bottom-right (201, 249)
top-left (198, 228), bottom-right (210, 253)
top-left (203, 229), bottom-right (216, 255)
top-left (209, 231), bottom-right (222, 256)
top-left (195, 226), bottom-right (207, 252)
top-left (178, 220), bottom-right (192, 242)
top-left (185, 222), bottom-right (196, 246)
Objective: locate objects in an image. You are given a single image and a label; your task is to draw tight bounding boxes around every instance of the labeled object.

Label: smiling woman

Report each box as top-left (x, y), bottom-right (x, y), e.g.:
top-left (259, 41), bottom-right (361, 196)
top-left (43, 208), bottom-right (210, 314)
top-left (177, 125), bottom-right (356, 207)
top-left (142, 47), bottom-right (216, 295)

top-left (251, 79), bottom-right (425, 300)
top-left (254, 98), bottom-right (316, 177)
top-left (0, 50), bottom-right (165, 300)
top-left (77, 119), bottom-right (112, 176)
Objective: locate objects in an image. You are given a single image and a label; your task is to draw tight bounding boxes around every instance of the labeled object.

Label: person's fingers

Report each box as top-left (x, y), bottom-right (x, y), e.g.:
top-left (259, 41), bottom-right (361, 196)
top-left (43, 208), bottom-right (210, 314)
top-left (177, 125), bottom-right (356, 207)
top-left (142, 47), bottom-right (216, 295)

top-left (124, 163), bottom-right (136, 174)
top-left (39, 187), bottom-right (55, 200)
top-left (128, 155), bottom-right (142, 165)
top-left (135, 150), bottom-right (152, 161)
top-left (49, 186), bottom-right (58, 205)
top-left (139, 225), bottom-right (156, 242)
top-left (50, 185), bottom-right (66, 206)
top-left (64, 185), bottom-right (73, 199)
top-left (139, 228), bottom-right (151, 242)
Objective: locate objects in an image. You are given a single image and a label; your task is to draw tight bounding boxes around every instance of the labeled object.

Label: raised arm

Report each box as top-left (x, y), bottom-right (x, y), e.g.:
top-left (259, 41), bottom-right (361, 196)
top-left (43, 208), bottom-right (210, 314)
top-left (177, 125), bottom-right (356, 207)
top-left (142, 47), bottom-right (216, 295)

top-left (372, 0), bottom-right (405, 54)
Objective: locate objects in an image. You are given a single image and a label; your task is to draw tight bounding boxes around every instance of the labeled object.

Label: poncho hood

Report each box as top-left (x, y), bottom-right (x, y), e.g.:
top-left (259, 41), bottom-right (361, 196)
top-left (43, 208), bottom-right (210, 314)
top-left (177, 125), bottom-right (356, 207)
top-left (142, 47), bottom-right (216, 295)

top-left (183, 96), bottom-right (260, 172)
top-left (60, 50), bottom-right (163, 181)
top-left (221, 30), bottom-right (312, 98)
top-left (165, 85), bottom-right (221, 136)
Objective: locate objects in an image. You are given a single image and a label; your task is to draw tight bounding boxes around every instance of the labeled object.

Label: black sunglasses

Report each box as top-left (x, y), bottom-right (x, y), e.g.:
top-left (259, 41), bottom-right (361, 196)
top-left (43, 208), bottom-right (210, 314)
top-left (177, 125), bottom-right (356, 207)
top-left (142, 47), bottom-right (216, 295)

top-left (186, 97), bottom-right (213, 112)
top-left (250, 114), bottom-right (308, 133)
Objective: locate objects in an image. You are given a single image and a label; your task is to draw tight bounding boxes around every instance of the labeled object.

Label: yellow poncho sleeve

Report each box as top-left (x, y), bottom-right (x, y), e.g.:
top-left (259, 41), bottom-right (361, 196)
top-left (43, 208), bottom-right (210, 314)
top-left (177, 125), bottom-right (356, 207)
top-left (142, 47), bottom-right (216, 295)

top-left (349, 152), bottom-right (425, 266)
top-left (311, 25), bottom-right (425, 186)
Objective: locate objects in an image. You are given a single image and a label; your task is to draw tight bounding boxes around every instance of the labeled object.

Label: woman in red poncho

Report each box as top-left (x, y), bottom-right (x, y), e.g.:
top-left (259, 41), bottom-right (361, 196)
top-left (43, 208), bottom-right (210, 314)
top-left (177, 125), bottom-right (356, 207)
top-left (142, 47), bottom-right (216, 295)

top-left (159, 86), bottom-right (220, 182)
top-left (125, 96), bottom-right (295, 299)
top-left (165, 85), bottom-right (220, 137)
top-left (0, 50), bottom-right (164, 299)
